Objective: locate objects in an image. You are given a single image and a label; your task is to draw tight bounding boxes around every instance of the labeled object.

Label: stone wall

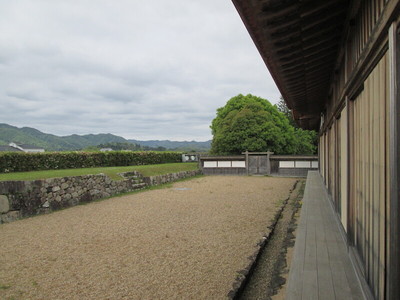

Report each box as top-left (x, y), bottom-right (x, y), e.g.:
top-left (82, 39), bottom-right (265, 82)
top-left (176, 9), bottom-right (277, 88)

top-left (142, 170), bottom-right (201, 186)
top-left (0, 170), bottom-right (201, 224)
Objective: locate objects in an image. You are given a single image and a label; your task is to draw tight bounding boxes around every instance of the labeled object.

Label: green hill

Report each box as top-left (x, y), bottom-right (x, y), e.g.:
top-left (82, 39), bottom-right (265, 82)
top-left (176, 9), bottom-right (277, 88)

top-left (0, 124), bottom-right (127, 151)
top-left (129, 139), bottom-right (211, 152)
top-left (0, 124), bottom-right (211, 152)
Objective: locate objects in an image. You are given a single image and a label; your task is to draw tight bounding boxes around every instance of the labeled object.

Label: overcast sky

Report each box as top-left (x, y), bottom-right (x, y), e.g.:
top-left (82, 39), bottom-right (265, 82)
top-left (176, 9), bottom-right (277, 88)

top-left (0, 0), bottom-right (280, 141)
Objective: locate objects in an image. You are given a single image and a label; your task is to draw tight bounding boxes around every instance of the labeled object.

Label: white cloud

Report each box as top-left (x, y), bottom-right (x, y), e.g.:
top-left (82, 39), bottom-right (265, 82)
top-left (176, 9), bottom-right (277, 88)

top-left (0, 0), bottom-right (280, 141)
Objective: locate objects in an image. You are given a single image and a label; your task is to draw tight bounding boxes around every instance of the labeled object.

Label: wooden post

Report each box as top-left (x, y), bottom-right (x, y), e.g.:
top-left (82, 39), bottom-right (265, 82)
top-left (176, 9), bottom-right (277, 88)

top-left (388, 21), bottom-right (399, 300)
top-left (198, 154), bottom-right (202, 172)
top-left (346, 96), bottom-right (353, 242)
top-left (245, 151), bottom-right (249, 175)
top-left (266, 151), bottom-right (274, 175)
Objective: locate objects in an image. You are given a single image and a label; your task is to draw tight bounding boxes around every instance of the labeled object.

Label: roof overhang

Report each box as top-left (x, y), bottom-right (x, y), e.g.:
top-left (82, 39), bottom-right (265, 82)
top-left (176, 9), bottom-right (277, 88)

top-left (232, 0), bottom-right (349, 130)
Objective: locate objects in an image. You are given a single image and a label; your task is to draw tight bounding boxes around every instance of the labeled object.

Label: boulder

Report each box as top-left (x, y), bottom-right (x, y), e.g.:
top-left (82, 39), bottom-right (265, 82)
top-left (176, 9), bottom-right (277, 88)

top-left (0, 195), bottom-right (10, 213)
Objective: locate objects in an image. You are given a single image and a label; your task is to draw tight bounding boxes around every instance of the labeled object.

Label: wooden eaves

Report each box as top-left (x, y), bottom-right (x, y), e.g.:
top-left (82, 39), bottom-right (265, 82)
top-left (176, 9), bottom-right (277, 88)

top-left (232, 0), bottom-right (350, 130)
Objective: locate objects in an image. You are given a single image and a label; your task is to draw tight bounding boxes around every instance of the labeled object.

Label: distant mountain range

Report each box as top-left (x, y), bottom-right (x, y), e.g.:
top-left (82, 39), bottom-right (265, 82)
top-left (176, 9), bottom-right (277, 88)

top-left (0, 123), bottom-right (211, 152)
top-left (128, 139), bottom-right (211, 152)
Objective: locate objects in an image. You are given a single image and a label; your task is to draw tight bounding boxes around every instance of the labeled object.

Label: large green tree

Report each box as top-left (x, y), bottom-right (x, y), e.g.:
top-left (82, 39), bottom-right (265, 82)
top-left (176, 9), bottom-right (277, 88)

top-left (210, 94), bottom-right (317, 155)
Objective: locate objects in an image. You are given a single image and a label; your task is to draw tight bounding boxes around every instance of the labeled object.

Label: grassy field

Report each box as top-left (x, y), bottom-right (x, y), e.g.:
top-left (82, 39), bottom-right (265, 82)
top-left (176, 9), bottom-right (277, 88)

top-left (0, 163), bottom-right (199, 181)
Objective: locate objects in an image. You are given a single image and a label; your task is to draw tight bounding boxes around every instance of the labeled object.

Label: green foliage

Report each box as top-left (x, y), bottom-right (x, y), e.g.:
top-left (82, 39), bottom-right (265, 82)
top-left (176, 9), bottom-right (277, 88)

top-left (276, 96), bottom-right (298, 128)
top-left (0, 151), bottom-right (182, 173)
top-left (275, 97), bottom-right (318, 152)
top-left (210, 94), bottom-right (317, 155)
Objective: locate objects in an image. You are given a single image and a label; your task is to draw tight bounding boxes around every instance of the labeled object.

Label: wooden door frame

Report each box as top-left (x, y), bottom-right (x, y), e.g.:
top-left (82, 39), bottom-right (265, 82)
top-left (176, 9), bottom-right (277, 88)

top-left (336, 116), bottom-right (341, 214)
top-left (388, 21), bottom-right (400, 300)
top-left (347, 97), bottom-right (355, 245)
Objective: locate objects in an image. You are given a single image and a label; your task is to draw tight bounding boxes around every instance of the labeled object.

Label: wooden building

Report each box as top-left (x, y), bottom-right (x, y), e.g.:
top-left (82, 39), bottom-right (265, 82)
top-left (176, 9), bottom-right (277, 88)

top-left (232, 0), bottom-right (399, 299)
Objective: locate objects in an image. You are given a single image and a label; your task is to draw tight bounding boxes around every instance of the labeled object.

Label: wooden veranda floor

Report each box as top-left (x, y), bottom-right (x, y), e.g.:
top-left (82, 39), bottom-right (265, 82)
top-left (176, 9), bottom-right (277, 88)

top-left (286, 171), bottom-right (366, 300)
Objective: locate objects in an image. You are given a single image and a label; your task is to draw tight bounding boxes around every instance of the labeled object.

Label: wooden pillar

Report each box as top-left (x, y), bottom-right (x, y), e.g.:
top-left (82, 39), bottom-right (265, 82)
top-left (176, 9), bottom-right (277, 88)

top-left (346, 96), bottom-right (352, 239)
top-left (388, 21), bottom-right (400, 300)
top-left (245, 151), bottom-right (249, 176)
top-left (266, 151), bottom-right (274, 175)
top-left (198, 154), bottom-right (202, 172)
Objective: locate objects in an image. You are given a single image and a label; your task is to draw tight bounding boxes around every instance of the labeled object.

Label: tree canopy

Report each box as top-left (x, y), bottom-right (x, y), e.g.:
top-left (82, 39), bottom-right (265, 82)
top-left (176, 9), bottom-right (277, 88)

top-left (210, 94), bottom-right (317, 155)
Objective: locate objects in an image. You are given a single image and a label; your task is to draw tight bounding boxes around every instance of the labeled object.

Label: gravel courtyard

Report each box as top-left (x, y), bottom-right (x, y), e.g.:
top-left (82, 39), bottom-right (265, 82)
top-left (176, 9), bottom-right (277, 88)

top-left (0, 176), bottom-right (296, 300)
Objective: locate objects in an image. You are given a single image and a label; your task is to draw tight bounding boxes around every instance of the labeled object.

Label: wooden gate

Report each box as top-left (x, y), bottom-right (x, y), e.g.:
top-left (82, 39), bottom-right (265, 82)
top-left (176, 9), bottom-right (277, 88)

top-left (248, 155), bottom-right (268, 175)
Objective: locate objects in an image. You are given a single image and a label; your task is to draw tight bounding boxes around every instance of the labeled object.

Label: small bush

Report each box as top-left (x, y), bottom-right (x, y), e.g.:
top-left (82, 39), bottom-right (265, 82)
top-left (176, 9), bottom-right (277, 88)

top-left (0, 151), bottom-right (182, 173)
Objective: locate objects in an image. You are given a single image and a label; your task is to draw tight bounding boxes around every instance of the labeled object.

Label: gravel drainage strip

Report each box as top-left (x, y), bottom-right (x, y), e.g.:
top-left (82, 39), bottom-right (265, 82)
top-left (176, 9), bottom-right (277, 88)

top-left (229, 180), bottom-right (304, 300)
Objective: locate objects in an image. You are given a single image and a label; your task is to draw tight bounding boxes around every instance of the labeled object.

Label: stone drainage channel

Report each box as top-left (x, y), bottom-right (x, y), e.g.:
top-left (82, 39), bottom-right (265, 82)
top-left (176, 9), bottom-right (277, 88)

top-left (228, 179), bottom-right (305, 300)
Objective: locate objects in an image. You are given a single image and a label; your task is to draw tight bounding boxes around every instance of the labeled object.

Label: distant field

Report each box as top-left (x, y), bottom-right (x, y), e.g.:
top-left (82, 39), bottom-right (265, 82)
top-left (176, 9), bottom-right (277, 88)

top-left (0, 162), bottom-right (198, 181)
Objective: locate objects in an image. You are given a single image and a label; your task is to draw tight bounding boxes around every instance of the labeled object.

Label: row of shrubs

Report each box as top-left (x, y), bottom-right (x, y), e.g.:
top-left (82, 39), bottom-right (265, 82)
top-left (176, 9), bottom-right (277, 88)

top-left (0, 151), bottom-right (182, 173)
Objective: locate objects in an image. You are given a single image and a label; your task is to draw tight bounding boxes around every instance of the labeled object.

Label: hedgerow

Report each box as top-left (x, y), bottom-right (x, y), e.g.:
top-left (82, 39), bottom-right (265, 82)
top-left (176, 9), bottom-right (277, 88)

top-left (0, 151), bottom-right (182, 173)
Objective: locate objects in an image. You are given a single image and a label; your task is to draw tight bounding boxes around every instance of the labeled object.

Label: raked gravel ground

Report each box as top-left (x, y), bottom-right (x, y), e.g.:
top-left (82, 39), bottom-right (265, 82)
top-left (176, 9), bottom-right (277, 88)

top-left (0, 176), bottom-right (296, 300)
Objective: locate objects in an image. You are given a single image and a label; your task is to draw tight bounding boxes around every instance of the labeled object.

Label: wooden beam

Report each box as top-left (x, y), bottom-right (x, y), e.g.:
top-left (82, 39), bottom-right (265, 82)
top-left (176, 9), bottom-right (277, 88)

top-left (300, 0), bottom-right (343, 17)
top-left (279, 63), bottom-right (305, 74)
top-left (286, 82), bottom-right (329, 95)
top-left (280, 62), bottom-right (304, 72)
top-left (304, 52), bottom-right (336, 66)
top-left (304, 82), bottom-right (330, 92)
top-left (270, 27), bottom-right (300, 40)
top-left (301, 14), bottom-right (346, 37)
top-left (284, 76), bottom-right (306, 85)
top-left (279, 44), bottom-right (336, 66)
top-left (279, 55), bottom-right (303, 64)
top-left (264, 15), bottom-right (299, 31)
top-left (273, 39), bottom-right (302, 51)
top-left (301, 8), bottom-right (345, 31)
top-left (277, 46), bottom-right (303, 57)
top-left (284, 81), bottom-right (307, 91)
top-left (304, 63), bottom-right (335, 76)
top-left (285, 90), bottom-right (307, 97)
top-left (261, 1), bottom-right (299, 17)
top-left (306, 72), bottom-right (334, 83)
top-left (283, 74), bottom-right (304, 82)
top-left (302, 34), bottom-right (342, 51)
top-left (301, 22), bottom-right (343, 43)
top-left (303, 44), bottom-right (338, 59)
